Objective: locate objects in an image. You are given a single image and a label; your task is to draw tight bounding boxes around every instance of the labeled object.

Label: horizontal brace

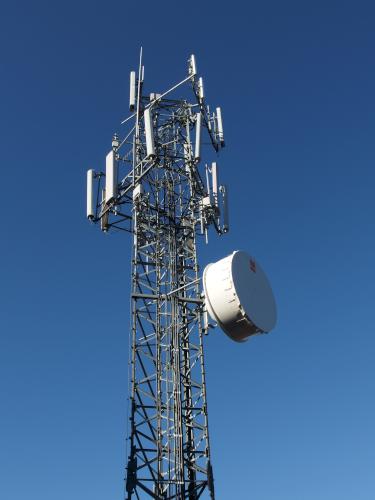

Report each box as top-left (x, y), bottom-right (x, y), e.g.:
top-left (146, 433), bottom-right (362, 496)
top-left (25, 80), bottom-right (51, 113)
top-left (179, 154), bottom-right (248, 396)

top-left (132, 293), bottom-right (204, 304)
top-left (177, 296), bottom-right (204, 304)
top-left (132, 293), bottom-right (158, 300)
top-left (134, 404), bottom-right (158, 409)
top-left (136, 478), bottom-right (208, 484)
top-left (166, 277), bottom-right (200, 296)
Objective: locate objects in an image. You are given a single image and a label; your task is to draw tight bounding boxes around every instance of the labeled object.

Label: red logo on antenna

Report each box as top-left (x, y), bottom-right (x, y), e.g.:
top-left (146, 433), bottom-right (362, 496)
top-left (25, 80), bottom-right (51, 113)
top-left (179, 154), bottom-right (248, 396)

top-left (249, 259), bottom-right (256, 273)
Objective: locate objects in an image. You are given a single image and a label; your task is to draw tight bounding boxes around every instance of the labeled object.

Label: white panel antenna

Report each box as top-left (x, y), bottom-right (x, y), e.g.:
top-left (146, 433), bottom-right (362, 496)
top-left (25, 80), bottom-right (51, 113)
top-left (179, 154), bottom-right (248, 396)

top-left (211, 162), bottom-right (219, 208)
top-left (129, 71), bottom-right (136, 112)
top-left (205, 164), bottom-right (211, 200)
top-left (207, 105), bottom-right (212, 132)
top-left (198, 77), bottom-right (205, 101)
top-left (194, 112), bottom-right (202, 162)
top-left (133, 183), bottom-right (144, 201)
top-left (86, 169), bottom-right (95, 219)
top-left (220, 185), bottom-right (229, 233)
top-left (216, 107), bottom-right (225, 146)
top-left (189, 54), bottom-right (197, 77)
top-left (144, 108), bottom-right (155, 158)
top-left (105, 150), bottom-right (118, 203)
top-left (100, 188), bottom-right (108, 232)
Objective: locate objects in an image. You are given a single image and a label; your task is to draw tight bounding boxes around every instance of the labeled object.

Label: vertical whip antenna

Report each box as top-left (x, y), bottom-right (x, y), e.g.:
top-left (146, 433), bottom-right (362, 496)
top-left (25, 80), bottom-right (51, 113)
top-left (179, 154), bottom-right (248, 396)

top-left (135, 47), bottom-right (143, 144)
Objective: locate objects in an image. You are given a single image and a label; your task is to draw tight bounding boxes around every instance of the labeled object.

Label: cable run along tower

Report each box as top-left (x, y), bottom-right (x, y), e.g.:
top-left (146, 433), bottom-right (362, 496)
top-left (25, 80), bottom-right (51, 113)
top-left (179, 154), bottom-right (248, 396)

top-left (86, 52), bottom-right (229, 499)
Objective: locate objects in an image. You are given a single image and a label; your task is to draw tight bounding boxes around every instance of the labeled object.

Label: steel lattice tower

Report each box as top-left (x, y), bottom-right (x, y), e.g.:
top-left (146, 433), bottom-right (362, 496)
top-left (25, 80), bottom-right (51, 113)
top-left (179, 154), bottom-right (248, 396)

top-left (87, 52), bottom-right (228, 499)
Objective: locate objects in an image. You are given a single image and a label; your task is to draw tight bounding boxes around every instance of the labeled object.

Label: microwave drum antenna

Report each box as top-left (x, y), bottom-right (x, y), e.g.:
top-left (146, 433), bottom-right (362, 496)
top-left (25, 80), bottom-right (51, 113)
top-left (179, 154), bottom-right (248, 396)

top-left (203, 250), bottom-right (277, 342)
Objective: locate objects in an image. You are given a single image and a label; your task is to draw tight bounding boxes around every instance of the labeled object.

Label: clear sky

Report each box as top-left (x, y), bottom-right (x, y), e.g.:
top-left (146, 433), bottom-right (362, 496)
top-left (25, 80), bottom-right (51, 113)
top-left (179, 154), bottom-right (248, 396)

top-left (1, 1), bottom-right (375, 499)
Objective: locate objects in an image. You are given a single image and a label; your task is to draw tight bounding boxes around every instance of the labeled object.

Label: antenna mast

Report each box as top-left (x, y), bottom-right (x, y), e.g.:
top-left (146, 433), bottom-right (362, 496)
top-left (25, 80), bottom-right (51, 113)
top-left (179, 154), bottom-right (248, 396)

top-left (87, 52), bottom-right (227, 499)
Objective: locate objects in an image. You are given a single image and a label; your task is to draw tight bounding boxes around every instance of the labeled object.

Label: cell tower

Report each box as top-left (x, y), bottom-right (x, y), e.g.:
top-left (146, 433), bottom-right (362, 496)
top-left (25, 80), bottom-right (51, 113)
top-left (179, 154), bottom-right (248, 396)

top-left (86, 50), bottom-right (276, 499)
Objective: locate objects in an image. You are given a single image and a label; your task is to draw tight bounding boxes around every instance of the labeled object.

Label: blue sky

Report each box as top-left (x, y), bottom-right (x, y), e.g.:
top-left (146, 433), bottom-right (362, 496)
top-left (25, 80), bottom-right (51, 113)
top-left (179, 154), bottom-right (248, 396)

top-left (1, 1), bottom-right (375, 499)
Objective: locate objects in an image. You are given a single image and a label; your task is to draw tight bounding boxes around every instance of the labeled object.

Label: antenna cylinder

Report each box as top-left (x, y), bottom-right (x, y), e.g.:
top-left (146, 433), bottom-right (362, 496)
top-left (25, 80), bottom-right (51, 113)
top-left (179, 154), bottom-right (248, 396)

top-left (144, 108), bottom-right (155, 158)
top-left (105, 150), bottom-right (118, 203)
top-left (86, 169), bottom-right (95, 219)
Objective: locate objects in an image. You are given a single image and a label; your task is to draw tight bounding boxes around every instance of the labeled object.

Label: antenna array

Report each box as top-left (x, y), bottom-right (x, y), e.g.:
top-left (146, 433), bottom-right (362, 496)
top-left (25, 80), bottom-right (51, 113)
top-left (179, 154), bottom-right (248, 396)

top-left (87, 52), bottom-right (228, 499)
